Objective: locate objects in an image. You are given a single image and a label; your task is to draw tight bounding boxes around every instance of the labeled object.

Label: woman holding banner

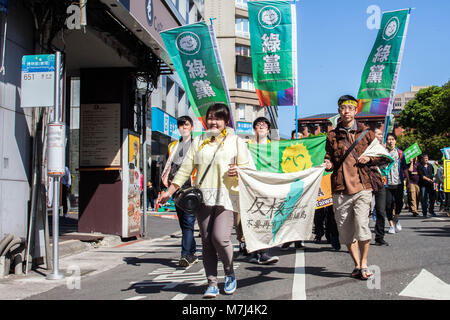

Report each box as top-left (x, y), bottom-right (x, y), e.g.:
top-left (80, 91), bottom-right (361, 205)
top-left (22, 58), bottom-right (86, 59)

top-left (158, 103), bottom-right (249, 298)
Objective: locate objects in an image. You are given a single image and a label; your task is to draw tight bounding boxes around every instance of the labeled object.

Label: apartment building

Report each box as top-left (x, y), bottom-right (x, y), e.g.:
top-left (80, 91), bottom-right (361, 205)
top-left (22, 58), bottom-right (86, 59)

top-left (204, 0), bottom-right (279, 139)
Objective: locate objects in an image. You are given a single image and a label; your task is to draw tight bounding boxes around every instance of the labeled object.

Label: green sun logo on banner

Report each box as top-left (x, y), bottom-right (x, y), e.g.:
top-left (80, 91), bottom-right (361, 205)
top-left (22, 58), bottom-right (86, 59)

top-left (176, 31), bottom-right (201, 55)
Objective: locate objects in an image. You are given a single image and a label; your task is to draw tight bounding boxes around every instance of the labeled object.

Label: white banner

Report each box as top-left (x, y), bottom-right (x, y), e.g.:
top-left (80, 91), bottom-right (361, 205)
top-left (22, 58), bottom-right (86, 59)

top-left (237, 164), bottom-right (326, 253)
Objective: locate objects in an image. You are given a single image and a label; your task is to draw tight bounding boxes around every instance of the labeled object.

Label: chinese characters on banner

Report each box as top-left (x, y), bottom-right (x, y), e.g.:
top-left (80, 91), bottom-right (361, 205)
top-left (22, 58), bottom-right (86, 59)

top-left (238, 165), bottom-right (325, 253)
top-left (248, 1), bottom-right (297, 107)
top-left (357, 9), bottom-right (411, 115)
top-left (161, 22), bottom-right (231, 129)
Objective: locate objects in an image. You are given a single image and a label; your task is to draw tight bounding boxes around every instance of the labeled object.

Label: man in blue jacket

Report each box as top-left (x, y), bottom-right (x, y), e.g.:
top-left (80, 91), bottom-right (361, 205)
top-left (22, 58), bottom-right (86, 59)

top-left (385, 133), bottom-right (407, 234)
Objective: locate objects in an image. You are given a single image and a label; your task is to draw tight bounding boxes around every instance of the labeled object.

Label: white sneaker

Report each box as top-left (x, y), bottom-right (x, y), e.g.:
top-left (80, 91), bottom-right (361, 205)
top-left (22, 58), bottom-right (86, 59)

top-left (395, 221), bottom-right (402, 232)
top-left (388, 226), bottom-right (396, 234)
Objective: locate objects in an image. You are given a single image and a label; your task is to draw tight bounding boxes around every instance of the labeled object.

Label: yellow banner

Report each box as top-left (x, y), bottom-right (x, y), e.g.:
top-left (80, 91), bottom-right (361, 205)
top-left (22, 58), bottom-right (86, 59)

top-left (316, 174), bottom-right (333, 209)
top-left (445, 160), bottom-right (450, 192)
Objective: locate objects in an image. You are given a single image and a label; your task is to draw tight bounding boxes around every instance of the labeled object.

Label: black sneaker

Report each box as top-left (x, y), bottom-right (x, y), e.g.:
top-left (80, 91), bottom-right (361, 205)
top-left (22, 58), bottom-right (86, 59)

top-left (249, 253), bottom-right (260, 264)
top-left (375, 239), bottom-right (389, 246)
top-left (280, 242), bottom-right (292, 251)
top-left (314, 237), bottom-right (322, 244)
top-left (258, 253), bottom-right (279, 265)
top-left (178, 256), bottom-right (189, 267)
top-left (294, 241), bottom-right (305, 249)
top-left (179, 254), bottom-right (198, 267)
top-left (239, 241), bottom-right (250, 256)
top-left (331, 236), bottom-right (341, 251)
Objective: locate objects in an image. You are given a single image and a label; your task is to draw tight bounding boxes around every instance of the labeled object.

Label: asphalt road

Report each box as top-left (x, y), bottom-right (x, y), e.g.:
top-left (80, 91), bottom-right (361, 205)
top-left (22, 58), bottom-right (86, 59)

top-left (25, 208), bottom-right (450, 301)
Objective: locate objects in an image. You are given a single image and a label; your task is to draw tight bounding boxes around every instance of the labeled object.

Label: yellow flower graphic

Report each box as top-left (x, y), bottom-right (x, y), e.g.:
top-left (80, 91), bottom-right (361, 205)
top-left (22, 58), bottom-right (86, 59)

top-left (281, 143), bottom-right (313, 173)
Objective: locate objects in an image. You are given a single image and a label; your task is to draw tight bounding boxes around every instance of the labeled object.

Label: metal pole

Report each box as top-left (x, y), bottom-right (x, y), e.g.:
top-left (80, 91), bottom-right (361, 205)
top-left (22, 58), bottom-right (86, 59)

top-left (47, 51), bottom-right (64, 280)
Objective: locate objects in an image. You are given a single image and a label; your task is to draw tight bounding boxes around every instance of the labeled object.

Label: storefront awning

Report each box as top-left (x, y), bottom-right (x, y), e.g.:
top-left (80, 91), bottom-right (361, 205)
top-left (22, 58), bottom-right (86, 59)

top-left (100, 0), bottom-right (180, 72)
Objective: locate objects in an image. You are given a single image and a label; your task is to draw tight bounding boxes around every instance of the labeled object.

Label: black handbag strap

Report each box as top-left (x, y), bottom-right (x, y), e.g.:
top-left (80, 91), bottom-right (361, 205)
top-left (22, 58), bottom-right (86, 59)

top-left (334, 129), bottom-right (368, 172)
top-left (198, 133), bottom-right (228, 186)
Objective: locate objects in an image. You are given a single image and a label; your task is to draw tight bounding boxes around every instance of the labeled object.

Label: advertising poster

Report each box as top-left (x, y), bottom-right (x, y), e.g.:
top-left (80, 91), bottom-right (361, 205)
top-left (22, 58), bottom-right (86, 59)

top-left (127, 134), bottom-right (141, 236)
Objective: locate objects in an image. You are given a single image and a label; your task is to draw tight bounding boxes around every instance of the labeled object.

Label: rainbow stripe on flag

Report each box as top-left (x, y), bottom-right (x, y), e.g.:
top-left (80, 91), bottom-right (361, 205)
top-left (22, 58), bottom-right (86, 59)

top-left (357, 98), bottom-right (390, 115)
top-left (256, 87), bottom-right (294, 107)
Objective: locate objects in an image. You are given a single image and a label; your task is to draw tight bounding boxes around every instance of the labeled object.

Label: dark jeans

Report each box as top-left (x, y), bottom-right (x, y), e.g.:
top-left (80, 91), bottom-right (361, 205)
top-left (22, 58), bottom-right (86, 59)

top-left (386, 184), bottom-right (404, 222)
top-left (176, 205), bottom-right (197, 256)
top-left (147, 197), bottom-right (155, 210)
top-left (420, 186), bottom-right (436, 216)
top-left (314, 206), bottom-right (339, 241)
top-left (62, 184), bottom-right (70, 215)
top-left (374, 187), bottom-right (386, 242)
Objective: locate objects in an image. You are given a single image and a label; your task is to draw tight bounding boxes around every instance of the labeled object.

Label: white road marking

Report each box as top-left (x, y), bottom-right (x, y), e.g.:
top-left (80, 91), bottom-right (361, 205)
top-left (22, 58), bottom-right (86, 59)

top-left (125, 296), bottom-right (146, 300)
top-left (172, 293), bottom-right (188, 300)
top-left (399, 269), bottom-right (450, 300)
top-left (292, 249), bottom-right (306, 300)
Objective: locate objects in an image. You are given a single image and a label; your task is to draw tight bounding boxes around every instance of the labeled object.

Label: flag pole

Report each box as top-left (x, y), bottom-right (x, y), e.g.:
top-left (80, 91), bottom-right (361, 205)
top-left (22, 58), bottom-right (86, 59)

top-left (293, 0), bottom-right (298, 138)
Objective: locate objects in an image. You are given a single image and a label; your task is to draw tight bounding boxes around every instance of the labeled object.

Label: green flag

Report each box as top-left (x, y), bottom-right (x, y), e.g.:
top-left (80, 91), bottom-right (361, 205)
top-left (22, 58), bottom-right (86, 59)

top-left (161, 22), bottom-right (230, 128)
top-left (248, 0), bottom-right (297, 107)
top-left (248, 135), bottom-right (326, 173)
top-left (404, 142), bottom-right (422, 163)
top-left (328, 114), bottom-right (340, 129)
top-left (357, 9), bottom-right (411, 115)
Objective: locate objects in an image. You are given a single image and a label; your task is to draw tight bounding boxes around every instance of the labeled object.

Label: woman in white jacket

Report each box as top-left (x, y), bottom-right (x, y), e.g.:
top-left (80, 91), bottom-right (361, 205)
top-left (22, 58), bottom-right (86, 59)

top-left (158, 103), bottom-right (249, 298)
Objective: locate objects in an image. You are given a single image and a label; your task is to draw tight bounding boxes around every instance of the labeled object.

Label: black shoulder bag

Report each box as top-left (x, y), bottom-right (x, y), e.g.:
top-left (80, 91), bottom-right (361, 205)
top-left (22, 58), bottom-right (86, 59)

top-left (173, 134), bottom-right (228, 214)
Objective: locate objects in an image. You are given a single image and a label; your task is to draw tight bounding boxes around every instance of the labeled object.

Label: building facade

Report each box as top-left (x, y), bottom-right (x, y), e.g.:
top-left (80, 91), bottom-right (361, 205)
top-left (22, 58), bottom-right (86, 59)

top-left (393, 85), bottom-right (430, 112)
top-left (203, 0), bottom-right (279, 139)
top-left (297, 112), bottom-right (404, 138)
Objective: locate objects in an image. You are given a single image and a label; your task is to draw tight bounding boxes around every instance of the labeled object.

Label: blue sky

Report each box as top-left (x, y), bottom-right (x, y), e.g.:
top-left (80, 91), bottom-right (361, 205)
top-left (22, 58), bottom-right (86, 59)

top-left (277, 0), bottom-right (450, 138)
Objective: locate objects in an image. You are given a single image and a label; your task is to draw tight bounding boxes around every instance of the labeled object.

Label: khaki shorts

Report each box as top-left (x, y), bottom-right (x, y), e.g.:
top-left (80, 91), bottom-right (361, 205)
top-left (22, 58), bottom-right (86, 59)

top-left (332, 190), bottom-right (372, 245)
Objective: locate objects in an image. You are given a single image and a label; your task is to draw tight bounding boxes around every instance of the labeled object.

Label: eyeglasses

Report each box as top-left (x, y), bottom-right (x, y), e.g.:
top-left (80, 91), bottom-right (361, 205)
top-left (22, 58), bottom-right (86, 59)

top-left (254, 123), bottom-right (268, 128)
top-left (338, 105), bottom-right (356, 111)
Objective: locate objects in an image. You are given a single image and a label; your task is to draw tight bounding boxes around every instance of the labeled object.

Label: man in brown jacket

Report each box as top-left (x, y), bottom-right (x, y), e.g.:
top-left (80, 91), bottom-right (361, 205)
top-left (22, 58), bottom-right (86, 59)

top-left (324, 95), bottom-right (384, 281)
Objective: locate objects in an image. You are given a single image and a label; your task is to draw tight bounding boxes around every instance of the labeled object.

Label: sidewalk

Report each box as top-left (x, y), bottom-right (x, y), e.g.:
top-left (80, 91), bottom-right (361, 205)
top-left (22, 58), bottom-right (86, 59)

top-left (0, 214), bottom-right (182, 300)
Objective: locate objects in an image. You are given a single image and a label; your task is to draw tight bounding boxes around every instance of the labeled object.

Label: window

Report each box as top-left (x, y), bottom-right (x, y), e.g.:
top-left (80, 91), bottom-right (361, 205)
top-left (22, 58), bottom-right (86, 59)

top-left (238, 104), bottom-right (246, 120)
top-left (235, 0), bottom-right (248, 9)
top-left (236, 46), bottom-right (251, 57)
top-left (235, 18), bottom-right (249, 38)
top-left (236, 75), bottom-right (254, 91)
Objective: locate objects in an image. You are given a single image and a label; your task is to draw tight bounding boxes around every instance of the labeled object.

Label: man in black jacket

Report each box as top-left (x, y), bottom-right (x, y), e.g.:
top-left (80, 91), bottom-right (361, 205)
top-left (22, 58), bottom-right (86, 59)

top-left (417, 154), bottom-right (436, 217)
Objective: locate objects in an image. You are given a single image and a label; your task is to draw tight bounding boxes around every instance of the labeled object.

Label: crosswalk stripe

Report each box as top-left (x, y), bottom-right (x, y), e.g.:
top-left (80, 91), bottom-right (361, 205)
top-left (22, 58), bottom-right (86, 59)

top-left (292, 249), bottom-right (306, 300)
top-left (125, 296), bottom-right (146, 300)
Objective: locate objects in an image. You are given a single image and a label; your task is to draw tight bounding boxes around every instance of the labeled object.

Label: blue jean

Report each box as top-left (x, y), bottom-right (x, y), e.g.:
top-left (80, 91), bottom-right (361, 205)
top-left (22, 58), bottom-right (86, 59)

top-left (176, 206), bottom-right (197, 256)
top-left (420, 186), bottom-right (435, 216)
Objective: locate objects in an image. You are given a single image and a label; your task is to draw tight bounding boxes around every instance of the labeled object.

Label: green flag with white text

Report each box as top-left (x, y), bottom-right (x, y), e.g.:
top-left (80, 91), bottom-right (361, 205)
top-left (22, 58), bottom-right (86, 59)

top-left (248, 0), bottom-right (297, 107)
top-left (161, 22), bottom-right (231, 128)
top-left (357, 9), bottom-right (411, 115)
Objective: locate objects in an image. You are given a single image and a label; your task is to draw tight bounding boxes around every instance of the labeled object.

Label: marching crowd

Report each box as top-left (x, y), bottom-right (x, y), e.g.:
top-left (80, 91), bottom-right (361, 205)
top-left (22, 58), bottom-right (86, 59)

top-left (152, 95), bottom-right (448, 298)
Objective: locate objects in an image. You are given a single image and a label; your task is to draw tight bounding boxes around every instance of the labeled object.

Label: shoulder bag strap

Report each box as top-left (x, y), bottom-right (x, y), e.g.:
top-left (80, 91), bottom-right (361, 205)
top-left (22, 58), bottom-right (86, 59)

top-left (198, 133), bottom-right (228, 187)
top-left (334, 129), bottom-right (368, 172)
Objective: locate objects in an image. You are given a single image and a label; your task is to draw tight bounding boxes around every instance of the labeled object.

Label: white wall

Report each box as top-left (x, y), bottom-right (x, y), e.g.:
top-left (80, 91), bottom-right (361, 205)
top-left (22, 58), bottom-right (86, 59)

top-left (0, 3), bottom-right (35, 239)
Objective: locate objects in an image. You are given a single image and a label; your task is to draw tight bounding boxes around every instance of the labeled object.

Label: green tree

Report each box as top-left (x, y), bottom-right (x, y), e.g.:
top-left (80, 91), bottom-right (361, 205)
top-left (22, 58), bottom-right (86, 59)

top-left (397, 81), bottom-right (450, 160)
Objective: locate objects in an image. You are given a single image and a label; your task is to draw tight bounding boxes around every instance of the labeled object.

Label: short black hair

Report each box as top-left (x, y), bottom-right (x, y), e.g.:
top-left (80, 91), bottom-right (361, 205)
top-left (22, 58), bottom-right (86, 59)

top-left (337, 95), bottom-right (357, 106)
top-left (291, 129), bottom-right (302, 139)
top-left (177, 115), bottom-right (193, 127)
top-left (253, 117), bottom-right (271, 129)
top-left (206, 103), bottom-right (230, 124)
top-left (386, 133), bottom-right (397, 141)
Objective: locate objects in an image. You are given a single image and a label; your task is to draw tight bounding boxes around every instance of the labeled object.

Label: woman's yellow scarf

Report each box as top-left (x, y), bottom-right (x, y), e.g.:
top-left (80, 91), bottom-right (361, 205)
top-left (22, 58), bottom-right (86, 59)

top-left (199, 128), bottom-right (227, 151)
